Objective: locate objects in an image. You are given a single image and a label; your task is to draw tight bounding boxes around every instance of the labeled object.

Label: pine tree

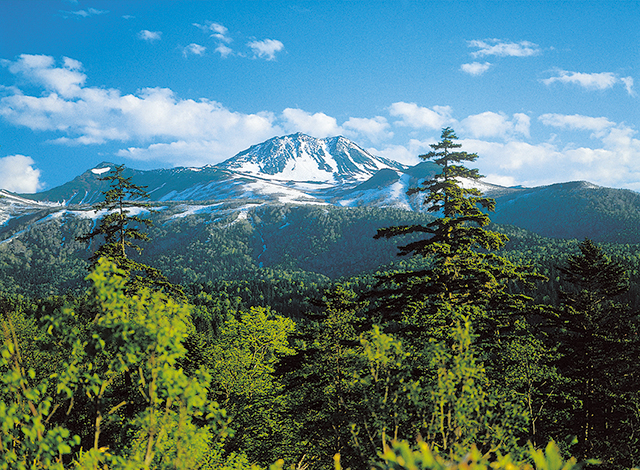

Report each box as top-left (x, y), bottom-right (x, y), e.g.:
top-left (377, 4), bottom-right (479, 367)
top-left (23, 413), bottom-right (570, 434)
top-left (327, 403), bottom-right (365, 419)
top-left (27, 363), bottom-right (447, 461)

top-left (77, 164), bottom-right (182, 297)
top-left (373, 128), bottom-right (540, 338)
top-left (550, 239), bottom-right (640, 466)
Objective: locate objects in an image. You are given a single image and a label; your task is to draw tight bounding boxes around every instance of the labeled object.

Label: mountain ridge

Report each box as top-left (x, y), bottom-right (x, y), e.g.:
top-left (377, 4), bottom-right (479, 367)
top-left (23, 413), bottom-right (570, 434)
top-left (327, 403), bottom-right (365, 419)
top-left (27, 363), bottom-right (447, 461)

top-left (3, 133), bottom-right (640, 246)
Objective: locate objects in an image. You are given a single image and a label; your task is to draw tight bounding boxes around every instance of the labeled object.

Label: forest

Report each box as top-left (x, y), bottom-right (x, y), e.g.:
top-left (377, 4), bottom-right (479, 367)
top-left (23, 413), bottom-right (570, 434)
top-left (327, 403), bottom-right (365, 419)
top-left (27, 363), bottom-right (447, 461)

top-left (1, 128), bottom-right (639, 470)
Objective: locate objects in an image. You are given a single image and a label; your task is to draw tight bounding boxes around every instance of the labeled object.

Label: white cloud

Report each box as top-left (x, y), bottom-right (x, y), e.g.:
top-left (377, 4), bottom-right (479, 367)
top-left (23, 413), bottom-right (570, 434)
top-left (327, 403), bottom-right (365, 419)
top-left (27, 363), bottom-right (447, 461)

top-left (0, 56), bottom-right (281, 165)
top-left (513, 113), bottom-right (531, 137)
top-left (621, 76), bottom-right (635, 95)
top-left (194, 21), bottom-right (232, 42)
top-left (0, 155), bottom-right (42, 193)
top-left (61, 8), bottom-right (108, 18)
top-left (468, 39), bottom-right (540, 57)
top-left (281, 108), bottom-right (342, 137)
top-left (4, 54), bottom-right (640, 190)
top-left (389, 102), bottom-right (453, 129)
top-left (343, 116), bottom-right (392, 143)
top-left (210, 23), bottom-right (232, 43)
top-left (461, 111), bottom-right (530, 139)
top-left (460, 62), bottom-right (492, 76)
top-left (215, 44), bottom-right (234, 58)
top-left (194, 22), bottom-right (235, 57)
top-left (539, 113), bottom-right (615, 133)
top-left (369, 138), bottom-right (435, 166)
top-left (138, 30), bottom-right (162, 42)
top-left (183, 44), bottom-right (206, 57)
top-left (466, 122), bottom-right (640, 190)
top-left (4, 54), bottom-right (86, 98)
top-left (247, 39), bottom-right (285, 61)
top-left (542, 70), bottom-right (634, 94)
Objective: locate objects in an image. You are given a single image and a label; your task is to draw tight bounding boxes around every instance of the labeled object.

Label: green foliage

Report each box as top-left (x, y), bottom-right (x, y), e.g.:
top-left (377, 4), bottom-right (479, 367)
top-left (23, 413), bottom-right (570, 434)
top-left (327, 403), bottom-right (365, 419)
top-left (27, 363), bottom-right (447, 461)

top-left (207, 305), bottom-right (296, 465)
top-left (542, 239), bottom-right (640, 467)
top-left (1, 259), bottom-right (232, 469)
top-left (210, 306), bottom-right (295, 402)
top-left (365, 440), bottom-right (579, 470)
top-left (76, 165), bottom-right (182, 298)
top-left (352, 319), bottom-right (526, 461)
top-left (0, 322), bottom-right (80, 470)
top-left (4, 142), bottom-right (640, 469)
top-left (373, 128), bottom-right (541, 330)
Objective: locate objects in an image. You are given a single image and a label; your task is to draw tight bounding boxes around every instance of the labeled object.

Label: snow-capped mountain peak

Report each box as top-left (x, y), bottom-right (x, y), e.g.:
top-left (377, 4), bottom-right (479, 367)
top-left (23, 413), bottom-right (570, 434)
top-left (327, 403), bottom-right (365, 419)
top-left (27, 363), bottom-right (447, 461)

top-left (217, 133), bottom-right (406, 184)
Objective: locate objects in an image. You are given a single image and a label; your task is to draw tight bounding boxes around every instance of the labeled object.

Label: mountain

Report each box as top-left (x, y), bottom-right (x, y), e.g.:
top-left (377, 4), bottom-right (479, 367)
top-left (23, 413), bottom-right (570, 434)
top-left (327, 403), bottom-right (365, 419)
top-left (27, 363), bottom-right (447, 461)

top-left (23, 133), bottom-right (411, 206)
top-left (490, 181), bottom-right (640, 242)
top-left (4, 132), bottom-right (640, 299)
top-left (3, 132), bottom-right (640, 253)
top-left (218, 133), bottom-right (407, 184)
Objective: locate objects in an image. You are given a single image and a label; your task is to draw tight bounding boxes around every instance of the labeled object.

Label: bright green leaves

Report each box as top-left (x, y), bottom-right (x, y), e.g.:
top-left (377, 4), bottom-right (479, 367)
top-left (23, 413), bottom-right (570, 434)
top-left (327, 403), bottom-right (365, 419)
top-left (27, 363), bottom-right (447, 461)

top-left (0, 321), bottom-right (80, 470)
top-left (210, 306), bottom-right (295, 402)
top-left (1, 258), bottom-right (230, 469)
top-left (368, 440), bottom-right (578, 470)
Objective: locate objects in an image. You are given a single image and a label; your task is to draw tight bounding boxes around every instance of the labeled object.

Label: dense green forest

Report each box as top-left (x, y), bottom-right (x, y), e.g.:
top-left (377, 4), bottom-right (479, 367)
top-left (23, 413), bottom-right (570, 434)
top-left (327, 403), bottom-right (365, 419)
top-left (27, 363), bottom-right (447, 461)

top-left (2, 132), bottom-right (639, 469)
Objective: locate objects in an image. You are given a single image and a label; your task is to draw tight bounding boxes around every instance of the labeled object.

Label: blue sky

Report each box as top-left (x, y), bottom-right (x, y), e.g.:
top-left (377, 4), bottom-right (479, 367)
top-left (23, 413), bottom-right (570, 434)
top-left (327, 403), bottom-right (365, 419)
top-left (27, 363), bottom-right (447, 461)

top-left (1, 0), bottom-right (639, 192)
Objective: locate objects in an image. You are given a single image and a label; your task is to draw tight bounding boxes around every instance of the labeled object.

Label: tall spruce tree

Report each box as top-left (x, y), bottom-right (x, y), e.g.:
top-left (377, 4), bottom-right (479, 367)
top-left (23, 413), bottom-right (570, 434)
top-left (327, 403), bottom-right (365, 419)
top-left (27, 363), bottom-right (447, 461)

top-left (374, 127), bottom-right (540, 340)
top-left (549, 239), bottom-right (640, 466)
top-left (77, 164), bottom-right (182, 297)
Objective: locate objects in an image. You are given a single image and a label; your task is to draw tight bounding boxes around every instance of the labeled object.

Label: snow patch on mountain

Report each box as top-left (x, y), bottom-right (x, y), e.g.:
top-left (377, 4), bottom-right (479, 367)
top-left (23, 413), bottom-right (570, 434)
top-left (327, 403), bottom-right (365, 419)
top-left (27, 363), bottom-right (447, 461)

top-left (169, 203), bottom-right (225, 219)
top-left (219, 133), bottom-right (406, 185)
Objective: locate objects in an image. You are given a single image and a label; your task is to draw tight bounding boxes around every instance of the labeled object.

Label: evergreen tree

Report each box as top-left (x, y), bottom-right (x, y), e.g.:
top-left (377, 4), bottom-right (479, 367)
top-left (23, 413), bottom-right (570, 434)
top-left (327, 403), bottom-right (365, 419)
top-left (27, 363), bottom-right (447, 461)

top-left (373, 128), bottom-right (540, 340)
top-left (548, 239), bottom-right (640, 466)
top-left (77, 164), bottom-right (183, 297)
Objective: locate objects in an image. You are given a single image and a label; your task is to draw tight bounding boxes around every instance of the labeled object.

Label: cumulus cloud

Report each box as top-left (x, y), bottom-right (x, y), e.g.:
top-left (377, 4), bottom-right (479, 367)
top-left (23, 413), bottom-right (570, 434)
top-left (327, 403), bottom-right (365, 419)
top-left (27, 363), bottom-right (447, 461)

top-left (389, 102), bottom-right (453, 129)
top-left (0, 54), bottom-right (398, 167)
top-left (539, 113), bottom-right (615, 133)
top-left (194, 21), bottom-right (235, 57)
top-left (138, 30), bottom-right (162, 42)
top-left (0, 55), bottom-right (282, 165)
top-left (215, 44), bottom-right (234, 58)
top-left (281, 108), bottom-right (342, 137)
top-left (192, 23), bottom-right (285, 61)
top-left (465, 121), bottom-right (640, 190)
top-left (183, 43), bottom-right (206, 57)
top-left (621, 76), bottom-right (635, 95)
top-left (4, 54), bottom-right (640, 190)
top-left (461, 112), bottom-right (530, 139)
top-left (0, 155), bottom-right (42, 193)
top-left (343, 116), bottom-right (392, 143)
top-left (247, 39), bottom-right (285, 61)
top-left (369, 138), bottom-right (435, 166)
top-left (210, 23), bottom-right (232, 43)
top-left (194, 21), bottom-right (232, 42)
top-left (542, 70), bottom-right (634, 94)
top-left (468, 39), bottom-right (540, 57)
top-left (3, 54), bottom-right (86, 98)
top-left (460, 62), bottom-right (492, 76)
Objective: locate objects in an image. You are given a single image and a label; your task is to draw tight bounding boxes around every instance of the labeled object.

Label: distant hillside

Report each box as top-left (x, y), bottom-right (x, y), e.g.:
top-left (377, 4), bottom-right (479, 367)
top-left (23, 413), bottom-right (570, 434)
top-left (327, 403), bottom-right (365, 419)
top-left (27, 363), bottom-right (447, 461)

top-left (491, 181), bottom-right (640, 243)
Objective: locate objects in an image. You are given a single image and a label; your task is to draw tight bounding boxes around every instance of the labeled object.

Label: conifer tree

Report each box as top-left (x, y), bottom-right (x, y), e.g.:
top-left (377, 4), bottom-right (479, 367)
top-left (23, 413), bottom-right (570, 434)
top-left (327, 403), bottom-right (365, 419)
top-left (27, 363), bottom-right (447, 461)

top-left (374, 127), bottom-right (539, 338)
top-left (549, 239), bottom-right (640, 466)
top-left (77, 164), bottom-right (182, 297)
